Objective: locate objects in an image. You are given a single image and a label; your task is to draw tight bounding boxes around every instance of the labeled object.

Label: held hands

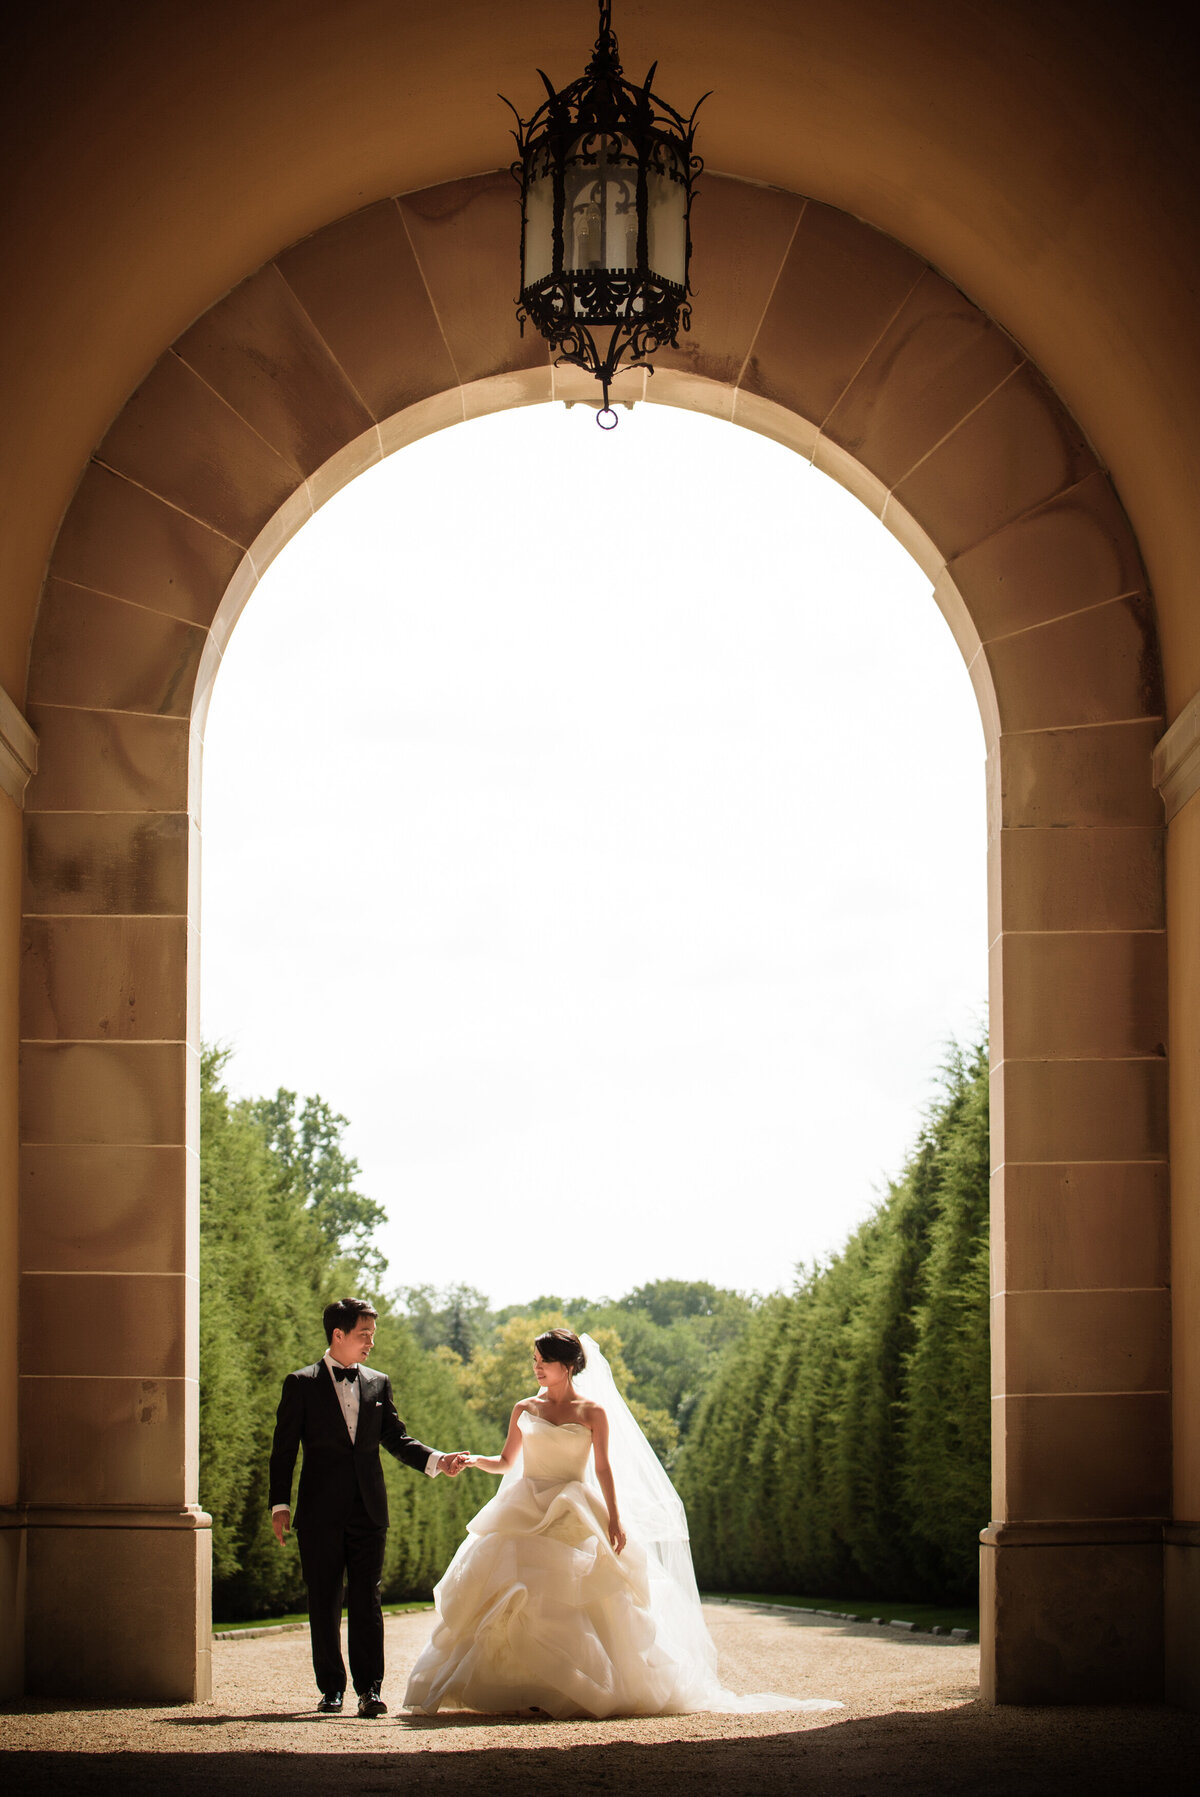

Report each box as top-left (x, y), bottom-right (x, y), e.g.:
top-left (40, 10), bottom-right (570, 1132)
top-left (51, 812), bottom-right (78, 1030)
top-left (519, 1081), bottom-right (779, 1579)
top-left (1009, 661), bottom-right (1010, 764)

top-left (440, 1452), bottom-right (472, 1478)
top-left (272, 1509), bottom-right (290, 1547)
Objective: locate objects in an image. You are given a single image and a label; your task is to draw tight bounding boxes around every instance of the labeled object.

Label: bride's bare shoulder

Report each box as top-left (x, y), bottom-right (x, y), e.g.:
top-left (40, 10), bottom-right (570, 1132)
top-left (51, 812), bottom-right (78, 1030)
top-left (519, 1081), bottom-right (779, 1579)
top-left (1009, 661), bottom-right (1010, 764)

top-left (578, 1397), bottom-right (606, 1422)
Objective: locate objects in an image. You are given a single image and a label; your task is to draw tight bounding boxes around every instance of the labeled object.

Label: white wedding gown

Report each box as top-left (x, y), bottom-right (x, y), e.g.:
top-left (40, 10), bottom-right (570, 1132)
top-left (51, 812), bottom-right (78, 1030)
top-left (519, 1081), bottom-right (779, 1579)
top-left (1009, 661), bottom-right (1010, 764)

top-left (404, 1405), bottom-right (842, 1719)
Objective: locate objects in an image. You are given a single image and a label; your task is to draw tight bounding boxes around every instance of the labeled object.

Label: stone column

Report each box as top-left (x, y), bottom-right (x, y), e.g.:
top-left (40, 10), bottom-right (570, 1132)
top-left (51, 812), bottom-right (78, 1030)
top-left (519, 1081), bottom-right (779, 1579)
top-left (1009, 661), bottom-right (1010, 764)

top-left (19, 694), bottom-right (211, 1702)
top-left (1155, 699), bottom-right (1200, 1709)
top-left (982, 724), bottom-right (1169, 1703)
top-left (0, 797), bottom-right (25, 1702)
top-left (1, 686), bottom-right (39, 1698)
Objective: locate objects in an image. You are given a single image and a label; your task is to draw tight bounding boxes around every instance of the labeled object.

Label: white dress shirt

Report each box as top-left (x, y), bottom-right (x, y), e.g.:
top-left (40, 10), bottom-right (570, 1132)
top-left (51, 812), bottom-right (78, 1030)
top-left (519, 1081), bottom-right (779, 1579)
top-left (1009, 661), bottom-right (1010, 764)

top-left (271, 1352), bottom-right (444, 1515)
top-left (326, 1348), bottom-right (365, 1442)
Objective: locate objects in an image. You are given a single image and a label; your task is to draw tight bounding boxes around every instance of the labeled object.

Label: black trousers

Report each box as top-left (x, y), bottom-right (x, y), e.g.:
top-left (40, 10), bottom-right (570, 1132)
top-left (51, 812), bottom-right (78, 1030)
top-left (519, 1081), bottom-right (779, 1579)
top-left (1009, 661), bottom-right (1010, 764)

top-left (297, 1492), bottom-right (388, 1697)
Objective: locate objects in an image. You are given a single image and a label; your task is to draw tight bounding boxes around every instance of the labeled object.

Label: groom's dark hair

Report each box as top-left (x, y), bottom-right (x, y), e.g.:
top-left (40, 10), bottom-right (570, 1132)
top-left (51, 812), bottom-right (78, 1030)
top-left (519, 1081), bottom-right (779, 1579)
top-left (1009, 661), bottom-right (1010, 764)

top-left (323, 1296), bottom-right (379, 1343)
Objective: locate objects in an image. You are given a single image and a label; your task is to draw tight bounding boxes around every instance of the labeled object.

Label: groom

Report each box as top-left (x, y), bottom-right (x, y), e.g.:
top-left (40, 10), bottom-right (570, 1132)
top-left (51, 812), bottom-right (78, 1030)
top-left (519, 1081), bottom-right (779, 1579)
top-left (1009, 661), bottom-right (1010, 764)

top-left (269, 1296), bottom-right (469, 1716)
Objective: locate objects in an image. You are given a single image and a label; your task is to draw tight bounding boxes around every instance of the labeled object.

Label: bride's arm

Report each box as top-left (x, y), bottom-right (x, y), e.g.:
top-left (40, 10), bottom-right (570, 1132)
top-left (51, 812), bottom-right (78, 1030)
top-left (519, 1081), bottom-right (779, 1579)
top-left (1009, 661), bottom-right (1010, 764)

top-left (466, 1403), bottom-right (526, 1476)
top-left (590, 1407), bottom-right (627, 1555)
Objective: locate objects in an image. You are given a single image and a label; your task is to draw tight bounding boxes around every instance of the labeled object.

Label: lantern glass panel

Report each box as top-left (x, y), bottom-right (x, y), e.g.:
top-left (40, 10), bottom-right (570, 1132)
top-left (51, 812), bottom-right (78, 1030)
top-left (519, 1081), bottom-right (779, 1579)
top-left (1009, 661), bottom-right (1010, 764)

top-left (564, 134), bottom-right (639, 275)
top-left (522, 145), bottom-right (556, 288)
top-left (646, 145), bottom-right (688, 289)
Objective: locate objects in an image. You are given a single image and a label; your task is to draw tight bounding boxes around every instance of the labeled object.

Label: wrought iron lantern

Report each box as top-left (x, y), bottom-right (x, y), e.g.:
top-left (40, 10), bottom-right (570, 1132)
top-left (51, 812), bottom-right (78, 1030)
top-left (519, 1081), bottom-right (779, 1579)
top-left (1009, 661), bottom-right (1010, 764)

top-left (503, 0), bottom-right (706, 427)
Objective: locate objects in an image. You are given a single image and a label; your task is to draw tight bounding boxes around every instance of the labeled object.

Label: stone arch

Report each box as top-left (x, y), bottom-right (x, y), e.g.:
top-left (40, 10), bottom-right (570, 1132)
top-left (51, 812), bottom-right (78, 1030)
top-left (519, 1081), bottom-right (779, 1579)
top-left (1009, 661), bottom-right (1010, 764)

top-left (19, 172), bottom-right (1167, 1703)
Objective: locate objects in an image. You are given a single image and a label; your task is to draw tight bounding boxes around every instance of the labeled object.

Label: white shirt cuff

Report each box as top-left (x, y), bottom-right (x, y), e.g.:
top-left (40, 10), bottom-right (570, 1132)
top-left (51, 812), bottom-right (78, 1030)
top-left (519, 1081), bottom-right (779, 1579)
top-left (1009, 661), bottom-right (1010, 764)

top-left (271, 1503), bottom-right (290, 1514)
top-left (425, 1451), bottom-right (442, 1477)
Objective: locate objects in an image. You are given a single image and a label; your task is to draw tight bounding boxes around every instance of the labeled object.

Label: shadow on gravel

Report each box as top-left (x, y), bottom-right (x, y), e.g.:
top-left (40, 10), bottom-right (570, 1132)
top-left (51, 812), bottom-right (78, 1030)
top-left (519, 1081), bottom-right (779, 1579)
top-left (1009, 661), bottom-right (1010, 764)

top-left (162, 1705), bottom-right (557, 1729)
top-left (160, 1710), bottom-right (333, 1725)
top-left (3, 1701), bottom-right (1199, 1797)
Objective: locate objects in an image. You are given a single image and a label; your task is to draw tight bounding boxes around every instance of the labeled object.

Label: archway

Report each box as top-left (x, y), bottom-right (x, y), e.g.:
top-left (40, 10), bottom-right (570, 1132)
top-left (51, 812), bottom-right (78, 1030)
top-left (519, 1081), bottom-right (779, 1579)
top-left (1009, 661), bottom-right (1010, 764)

top-left (19, 172), bottom-right (1166, 1703)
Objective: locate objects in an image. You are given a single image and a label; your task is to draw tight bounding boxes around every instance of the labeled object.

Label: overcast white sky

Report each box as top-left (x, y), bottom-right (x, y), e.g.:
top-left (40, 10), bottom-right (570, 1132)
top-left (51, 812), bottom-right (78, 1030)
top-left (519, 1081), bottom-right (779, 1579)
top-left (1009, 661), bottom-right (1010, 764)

top-left (199, 401), bottom-right (987, 1308)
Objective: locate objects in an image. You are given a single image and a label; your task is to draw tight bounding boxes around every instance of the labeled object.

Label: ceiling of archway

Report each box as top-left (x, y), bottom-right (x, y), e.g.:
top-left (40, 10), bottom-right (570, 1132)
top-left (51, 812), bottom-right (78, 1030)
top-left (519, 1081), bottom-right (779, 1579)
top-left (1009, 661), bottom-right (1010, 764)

top-left (2, 2), bottom-right (1197, 706)
top-left (26, 170), bottom-right (1160, 774)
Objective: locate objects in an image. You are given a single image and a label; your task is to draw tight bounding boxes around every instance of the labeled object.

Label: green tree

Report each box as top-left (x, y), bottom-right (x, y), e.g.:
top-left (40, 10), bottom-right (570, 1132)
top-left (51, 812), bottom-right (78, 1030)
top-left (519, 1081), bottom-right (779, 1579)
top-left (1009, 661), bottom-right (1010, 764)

top-left (492, 1294), bottom-right (596, 1325)
top-left (199, 1048), bottom-right (481, 1616)
top-left (676, 1036), bottom-right (991, 1605)
top-left (199, 1045), bottom-right (325, 1617)
top-left (621, 1280), bottom-right (726, 1324)
top-left (480, 1282), bottom-right (757, 1454)
top-left (456, 1311), bottom-right (679, 1464)
top-left (900, 1039), bottom-right (991, 1597)
top-left (370, 1310), bottom-right (483, 1599)
top-left (572, 1284), bottom-right (757, 1448)
top-left (251, 1088), bottom-right (388, 1281)
top-left (398, 1283), bottom-right (493, 1360)
top-left (676, 1296), bottom-right (790, 1587)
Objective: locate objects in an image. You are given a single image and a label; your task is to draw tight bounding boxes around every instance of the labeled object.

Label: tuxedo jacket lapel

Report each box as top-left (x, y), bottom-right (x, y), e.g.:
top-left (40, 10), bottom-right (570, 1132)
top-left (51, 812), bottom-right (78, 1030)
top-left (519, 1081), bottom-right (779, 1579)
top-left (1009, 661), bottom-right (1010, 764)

top-left (355, 1368), bottom-right (382, 1439)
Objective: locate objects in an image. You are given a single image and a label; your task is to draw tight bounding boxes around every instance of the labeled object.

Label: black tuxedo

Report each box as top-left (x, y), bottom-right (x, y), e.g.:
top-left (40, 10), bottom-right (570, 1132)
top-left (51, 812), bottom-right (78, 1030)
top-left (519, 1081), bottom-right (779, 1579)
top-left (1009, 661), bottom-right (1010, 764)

top-left (269, 1359), bottom-right (433, 1523)
top-left (268, 1358), bottom-right (437, 1698)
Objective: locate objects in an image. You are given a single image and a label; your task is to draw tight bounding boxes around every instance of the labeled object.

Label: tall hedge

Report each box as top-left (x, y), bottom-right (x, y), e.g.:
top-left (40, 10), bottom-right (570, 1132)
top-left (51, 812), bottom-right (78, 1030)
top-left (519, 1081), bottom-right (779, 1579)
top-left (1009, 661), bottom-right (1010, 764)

top-left (199, 1047), bottom-right (479, 1619)
top-left (675, 1039), bottom-right (990, 1603)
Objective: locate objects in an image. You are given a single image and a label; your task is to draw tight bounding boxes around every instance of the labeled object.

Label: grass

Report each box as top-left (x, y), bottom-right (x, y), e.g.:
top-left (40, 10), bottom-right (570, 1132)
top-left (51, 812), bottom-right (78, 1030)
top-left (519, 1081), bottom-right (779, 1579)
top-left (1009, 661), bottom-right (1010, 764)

top-left (214, 1601), bottom-right (434, 1633)
top-left (706, 1592), bottom-right (978, 1636)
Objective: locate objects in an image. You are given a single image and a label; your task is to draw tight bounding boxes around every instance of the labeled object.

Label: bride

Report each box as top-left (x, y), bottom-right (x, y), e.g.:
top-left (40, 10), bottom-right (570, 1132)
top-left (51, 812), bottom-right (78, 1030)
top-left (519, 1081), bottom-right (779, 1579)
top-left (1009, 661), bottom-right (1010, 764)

top-left (403, 1327), bottom-right (841, 1719)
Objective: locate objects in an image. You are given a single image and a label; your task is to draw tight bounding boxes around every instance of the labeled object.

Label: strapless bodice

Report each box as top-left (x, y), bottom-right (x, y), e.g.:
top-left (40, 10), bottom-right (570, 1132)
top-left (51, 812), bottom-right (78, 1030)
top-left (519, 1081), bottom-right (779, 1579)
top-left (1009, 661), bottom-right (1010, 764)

top-left (517, 1409), bottom-right (593, 1482)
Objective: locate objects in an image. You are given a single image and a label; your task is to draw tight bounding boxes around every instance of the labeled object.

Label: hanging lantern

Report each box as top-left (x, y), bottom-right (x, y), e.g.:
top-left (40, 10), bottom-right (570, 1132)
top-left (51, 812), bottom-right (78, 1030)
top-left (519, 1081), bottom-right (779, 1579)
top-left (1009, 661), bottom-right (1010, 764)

top-left (503, 0), bottom-right (707, 428)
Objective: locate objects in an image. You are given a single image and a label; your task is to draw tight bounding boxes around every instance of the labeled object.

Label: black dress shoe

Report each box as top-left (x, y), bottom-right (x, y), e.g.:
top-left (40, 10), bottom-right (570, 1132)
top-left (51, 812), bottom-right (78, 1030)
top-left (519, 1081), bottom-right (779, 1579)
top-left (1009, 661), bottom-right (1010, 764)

top-left (357, 1687), bottom-right (388, 1718)
top-left (317, 1691), bottom-right (344, 1713)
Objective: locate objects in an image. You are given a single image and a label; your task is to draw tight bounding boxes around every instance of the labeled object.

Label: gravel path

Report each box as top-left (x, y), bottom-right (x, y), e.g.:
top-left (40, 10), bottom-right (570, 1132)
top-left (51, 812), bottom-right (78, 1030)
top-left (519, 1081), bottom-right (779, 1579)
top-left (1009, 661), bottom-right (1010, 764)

top-left (2, 1603), bottom-right (1197, 1794)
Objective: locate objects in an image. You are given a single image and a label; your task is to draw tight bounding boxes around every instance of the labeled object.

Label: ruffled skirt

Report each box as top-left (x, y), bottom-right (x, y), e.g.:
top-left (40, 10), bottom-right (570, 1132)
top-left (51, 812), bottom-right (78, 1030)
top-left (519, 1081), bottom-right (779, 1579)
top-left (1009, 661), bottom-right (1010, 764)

top-left (404, 1474), bottom-right (717, 1719)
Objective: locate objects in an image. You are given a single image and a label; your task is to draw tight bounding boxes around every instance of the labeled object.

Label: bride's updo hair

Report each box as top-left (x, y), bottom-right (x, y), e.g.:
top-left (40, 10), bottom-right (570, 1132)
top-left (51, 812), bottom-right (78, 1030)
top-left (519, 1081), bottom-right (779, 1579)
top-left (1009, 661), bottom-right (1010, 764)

top-left (534, 1327), bottom-right (587, 1376)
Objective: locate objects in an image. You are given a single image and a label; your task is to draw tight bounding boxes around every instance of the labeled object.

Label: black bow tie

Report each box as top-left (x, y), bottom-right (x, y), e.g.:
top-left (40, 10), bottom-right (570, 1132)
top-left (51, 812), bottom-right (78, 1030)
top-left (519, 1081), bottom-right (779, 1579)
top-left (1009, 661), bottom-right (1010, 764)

top-left (332, 1364), bottom-right (358, 1384)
